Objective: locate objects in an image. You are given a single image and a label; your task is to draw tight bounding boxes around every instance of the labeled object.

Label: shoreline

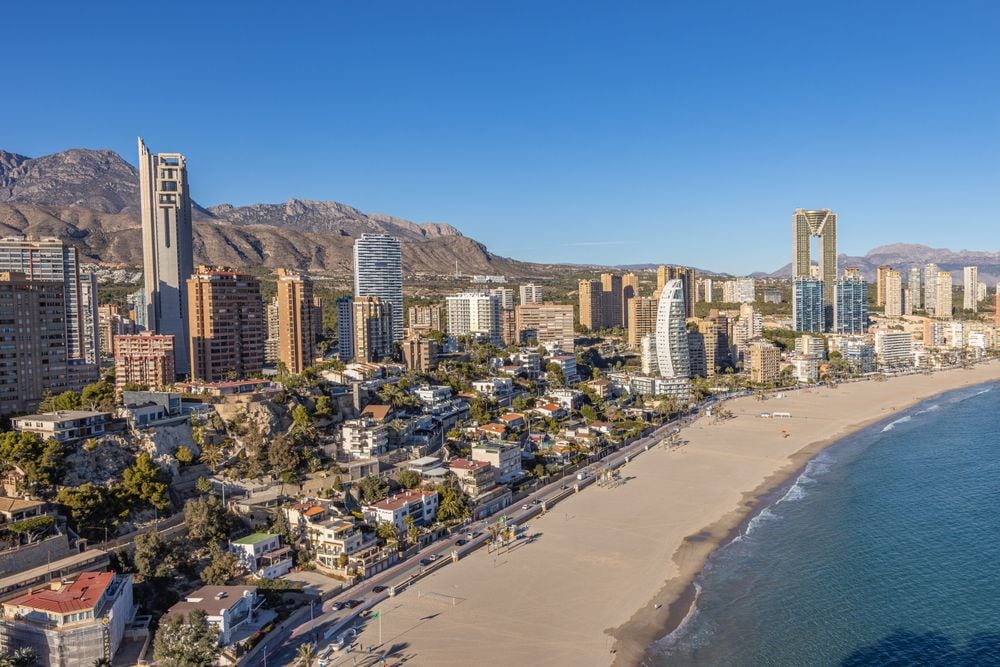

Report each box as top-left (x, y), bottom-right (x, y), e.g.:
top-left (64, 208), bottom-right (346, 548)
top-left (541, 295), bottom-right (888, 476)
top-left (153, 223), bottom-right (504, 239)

top-left (609, 367), bottom-right (1000, 666)
top-left (346, 362), bottom-right (1000, 667)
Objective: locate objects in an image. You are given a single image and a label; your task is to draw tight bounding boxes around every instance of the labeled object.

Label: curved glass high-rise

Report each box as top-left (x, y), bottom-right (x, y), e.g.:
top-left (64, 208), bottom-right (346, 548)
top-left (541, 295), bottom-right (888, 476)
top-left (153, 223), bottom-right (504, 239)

top-left (654, 278), bottom-right (690, 378)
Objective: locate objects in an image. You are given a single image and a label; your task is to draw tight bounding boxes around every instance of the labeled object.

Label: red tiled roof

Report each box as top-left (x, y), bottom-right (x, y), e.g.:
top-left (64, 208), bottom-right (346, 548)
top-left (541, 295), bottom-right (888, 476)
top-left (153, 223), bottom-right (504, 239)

top-left (498, 413), bottom-right (525, 422)
top-left (7, 572), bottom-right (114, 615)
top-left (448, 458), bottom-right (489, 471)
top-left (477, 423), bottom-right (507, 433)
top-left (368, 490), bottom-right (436, 512)
top-left (539, 403), bottom-right (562, 412)
top-left (361, 404), bottom-right (392, 421)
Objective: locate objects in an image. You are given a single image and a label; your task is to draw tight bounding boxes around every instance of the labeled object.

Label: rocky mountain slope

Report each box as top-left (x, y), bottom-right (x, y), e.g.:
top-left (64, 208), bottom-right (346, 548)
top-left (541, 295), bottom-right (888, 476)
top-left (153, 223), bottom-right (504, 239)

top-left (0, 147), bottom-right (535, 276)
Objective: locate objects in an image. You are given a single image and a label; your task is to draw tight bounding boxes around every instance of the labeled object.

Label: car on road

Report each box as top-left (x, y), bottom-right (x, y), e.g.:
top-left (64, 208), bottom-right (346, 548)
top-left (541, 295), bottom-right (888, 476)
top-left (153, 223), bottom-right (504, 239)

top-left (345, 599), bottom-right (362, 608)
top-left (333, 628), bottom-right (357, 650)
top-left (521, 504), bottom-right (530, 510)
top-left (428, 554), bottom-right (439, 561)
top-left (532, 498), bottom-right (541, 505)
top-left (330, 601), bottom-right (345, 610)
top-left (420, 558), bottom-right (432, 566)
top-left (456, 538), bottom-right (467, 546)
top-left (372, 585), bottom-right (388, 593)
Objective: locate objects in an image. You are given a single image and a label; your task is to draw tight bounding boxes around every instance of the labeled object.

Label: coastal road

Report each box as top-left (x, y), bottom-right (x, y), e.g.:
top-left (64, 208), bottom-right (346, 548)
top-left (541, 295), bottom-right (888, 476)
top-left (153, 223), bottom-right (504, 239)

top-left (247, 407), bottom-right (711, 665)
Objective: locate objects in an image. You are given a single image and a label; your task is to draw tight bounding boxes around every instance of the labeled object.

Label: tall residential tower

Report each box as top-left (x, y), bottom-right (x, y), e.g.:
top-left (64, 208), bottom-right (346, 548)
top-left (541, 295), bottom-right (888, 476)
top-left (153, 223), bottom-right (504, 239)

top-left (138, 138), bottom-right (194, 376)
top-left (353, 234), bottom-right (403, 343)
top-left (792, 209), bottom-right (837, 323)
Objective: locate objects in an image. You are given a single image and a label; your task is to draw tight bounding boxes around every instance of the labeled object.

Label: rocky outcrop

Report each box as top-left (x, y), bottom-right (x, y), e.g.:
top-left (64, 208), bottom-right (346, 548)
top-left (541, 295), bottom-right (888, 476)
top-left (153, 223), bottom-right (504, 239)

top-left (0, 147), bottom-right (541, 277)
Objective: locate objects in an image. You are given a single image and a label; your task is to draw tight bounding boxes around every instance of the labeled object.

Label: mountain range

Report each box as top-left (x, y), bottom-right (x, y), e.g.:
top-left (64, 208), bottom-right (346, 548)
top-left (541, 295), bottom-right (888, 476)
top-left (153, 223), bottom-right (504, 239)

top-left (0, 147), bottom-right (543, 277)
top-left (1, 146), bottom-right (997, 284)
top-left (764, 244), bottom-right (1000, 285)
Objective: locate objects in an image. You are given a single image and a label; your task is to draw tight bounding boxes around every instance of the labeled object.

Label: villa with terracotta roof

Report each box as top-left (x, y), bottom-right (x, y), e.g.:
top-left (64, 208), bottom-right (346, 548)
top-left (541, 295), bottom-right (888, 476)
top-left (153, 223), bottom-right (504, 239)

top-left (448, 458), bottom-right (497, 497)
top-left (362, 489), bottom-right (439, 532)
top-left (532, 403), bottom-right (567, 419)
top-left (0, 571), bottom-right (134, 666)
top-left (0, 497), bottom-right (47, 524)
top-left (497, 412), bottom-right (527, 429)
top-left (476, 422), bottom-right (508, 438)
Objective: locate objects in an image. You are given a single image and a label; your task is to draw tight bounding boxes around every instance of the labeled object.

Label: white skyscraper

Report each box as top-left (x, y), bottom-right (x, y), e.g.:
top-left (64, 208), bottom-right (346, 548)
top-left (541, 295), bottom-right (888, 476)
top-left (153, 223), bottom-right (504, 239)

top-left (702, 278), bottom-right (714, 303)
top-left (519, 283), bottom-right (543, 305)
top-left (353, 234), bottom-right (403, 343)
top-left (80, 272), bottom-right (100, 365)
top-left (654, 279), bottom-right (691, 378)
top-left (446, 292), bottom-right (502, 345)
top-left (923, 263), bottom-right (939, 313)
top-left (963, 266), bottom-right (979, 312)
top-left (138, 137), bottom-right (194, 376)
top-left (908, 267), bottom-right (922, 310)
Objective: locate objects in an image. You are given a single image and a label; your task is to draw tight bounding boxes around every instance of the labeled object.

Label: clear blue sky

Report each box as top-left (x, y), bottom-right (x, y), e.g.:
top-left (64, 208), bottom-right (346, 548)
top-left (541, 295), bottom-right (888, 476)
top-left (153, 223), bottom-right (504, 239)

top-left (5, 1), bottom-right (998, 273)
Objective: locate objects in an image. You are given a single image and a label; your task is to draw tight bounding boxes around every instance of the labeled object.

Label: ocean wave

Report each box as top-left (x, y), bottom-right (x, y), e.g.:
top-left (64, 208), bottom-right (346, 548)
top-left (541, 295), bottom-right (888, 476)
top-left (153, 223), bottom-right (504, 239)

top-left (916, 404), bottom-right (940, 415)
top-left (744, 507), bottom-right (777, 536)
top-left (650, 582), bottom-right (705, 656)
top-left (881, 415), bottom-right (912, 432)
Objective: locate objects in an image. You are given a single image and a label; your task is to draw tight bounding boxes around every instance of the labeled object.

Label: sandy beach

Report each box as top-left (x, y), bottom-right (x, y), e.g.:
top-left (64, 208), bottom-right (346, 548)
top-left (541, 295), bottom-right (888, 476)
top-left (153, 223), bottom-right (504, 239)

top-left (350, 362), bottom-right (1000, 667)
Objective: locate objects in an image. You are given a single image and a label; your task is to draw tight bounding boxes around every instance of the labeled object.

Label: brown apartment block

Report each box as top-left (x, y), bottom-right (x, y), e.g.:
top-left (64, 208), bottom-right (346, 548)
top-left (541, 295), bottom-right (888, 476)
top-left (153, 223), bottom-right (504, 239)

top-left (657, 266), bottom-right (696, 317)
top-left (600, 273), bottom-right (623, 329)
top-left (407, 305), bottom-right (443, 336)
top-left (578, 279), bottom-right (603, 331)
top-left (0, 272), bottom-right (75, 416)
top-left (402, 336), bottom-right (440, 372)
top-left (187, 267), bottom-right (265, 382)
top-left (876, 265), bottom-right (892, 307)
top-left (515, 304), bottom-right (575, 351)
top-left (354, 296), bottom-right (393, 362)
top-left (98, 304), bottom-right (136, 359)
top-left (995, 291), bottom-right (1000, 327)
top-left (749, 340), bottom-right (781, 385)
top-left (114, 332), bottom-right (176, 391)
top-left (276, 269), bottom-right (316, 375)
top-left (627, 296), bottom-right (657, 349)
top-left (622, 273), bottom-right (638, 328)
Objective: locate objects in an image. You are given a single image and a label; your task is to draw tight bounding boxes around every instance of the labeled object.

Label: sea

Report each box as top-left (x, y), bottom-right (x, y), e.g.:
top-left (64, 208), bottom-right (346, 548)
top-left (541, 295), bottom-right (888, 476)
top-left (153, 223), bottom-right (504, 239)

top-left (650, 381), bottom-right (1000, 667)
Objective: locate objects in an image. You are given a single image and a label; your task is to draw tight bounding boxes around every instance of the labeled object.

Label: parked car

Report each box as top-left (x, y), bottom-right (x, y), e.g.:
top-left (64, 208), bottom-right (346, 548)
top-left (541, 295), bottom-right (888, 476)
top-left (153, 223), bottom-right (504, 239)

top-left (456, 538), bottom-right (468, 546)
top-left (372, 585), bottom-right (388, 593)
top-left (420, 558), bottom-right (432, 566)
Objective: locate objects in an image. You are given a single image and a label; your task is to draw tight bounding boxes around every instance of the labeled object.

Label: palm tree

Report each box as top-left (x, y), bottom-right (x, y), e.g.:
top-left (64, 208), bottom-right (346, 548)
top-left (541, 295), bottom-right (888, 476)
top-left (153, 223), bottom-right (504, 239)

top-left (296, 642), bottom-right (317, 667)
top-left (200, 443), bottom-right (225, 472)
top-left (404, 515), bottom-right (420, 547)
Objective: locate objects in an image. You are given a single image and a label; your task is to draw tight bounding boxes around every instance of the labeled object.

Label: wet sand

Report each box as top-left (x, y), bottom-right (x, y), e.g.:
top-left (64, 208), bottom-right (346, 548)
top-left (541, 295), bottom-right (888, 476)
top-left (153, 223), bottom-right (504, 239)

top-left (350, 362), bottom-right (1000, 667)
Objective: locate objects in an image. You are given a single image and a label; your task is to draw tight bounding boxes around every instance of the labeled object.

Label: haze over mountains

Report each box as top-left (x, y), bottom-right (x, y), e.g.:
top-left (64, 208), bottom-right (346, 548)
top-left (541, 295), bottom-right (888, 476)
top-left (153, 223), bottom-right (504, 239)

top-left (766, 244), bottom-right (1000, 285)
top-left (0, 147), bottom-right (540, 277)
top-left (1, 146), bottom-right (996, 283)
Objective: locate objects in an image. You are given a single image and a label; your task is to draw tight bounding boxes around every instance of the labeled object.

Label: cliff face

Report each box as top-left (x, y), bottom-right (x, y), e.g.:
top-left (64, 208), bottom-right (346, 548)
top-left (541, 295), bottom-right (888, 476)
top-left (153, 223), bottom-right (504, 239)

top-left (0, 147), bottom-right (534, 276)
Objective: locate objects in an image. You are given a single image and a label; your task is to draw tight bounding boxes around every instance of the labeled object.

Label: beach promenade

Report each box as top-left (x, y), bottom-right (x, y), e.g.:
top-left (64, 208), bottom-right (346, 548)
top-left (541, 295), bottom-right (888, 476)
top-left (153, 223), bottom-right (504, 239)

top-left (346, 362), bottom-right (1000, 667)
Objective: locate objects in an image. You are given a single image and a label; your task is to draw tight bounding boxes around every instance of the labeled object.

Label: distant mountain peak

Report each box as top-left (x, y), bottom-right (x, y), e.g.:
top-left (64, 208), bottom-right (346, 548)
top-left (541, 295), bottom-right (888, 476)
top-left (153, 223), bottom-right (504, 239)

top-left (0, 146), bottom-right (524, 276)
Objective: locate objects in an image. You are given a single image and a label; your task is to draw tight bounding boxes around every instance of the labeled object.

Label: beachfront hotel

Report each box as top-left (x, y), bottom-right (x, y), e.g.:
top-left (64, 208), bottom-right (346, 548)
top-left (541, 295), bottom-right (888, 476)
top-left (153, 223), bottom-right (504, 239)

top-left (654, 278), bottom-right (691, 378)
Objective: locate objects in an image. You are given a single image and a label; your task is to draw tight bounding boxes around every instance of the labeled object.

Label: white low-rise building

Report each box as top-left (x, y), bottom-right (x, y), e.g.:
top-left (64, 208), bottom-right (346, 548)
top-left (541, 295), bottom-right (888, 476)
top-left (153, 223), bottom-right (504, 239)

top-left (341, 417), bottom-right (389, 459)
top-left (363, 490), bottom-right (439, 532)
top-left (165, 586), bottom-right (263, 646)
top-left (229, 533), bottom-right (293, 579)
top-left (12, 411), bottom-right (109, 444)
top-left (472, 442), bottom-right (523, 483)
top-left (472, 377), bottom-right (514, 399)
